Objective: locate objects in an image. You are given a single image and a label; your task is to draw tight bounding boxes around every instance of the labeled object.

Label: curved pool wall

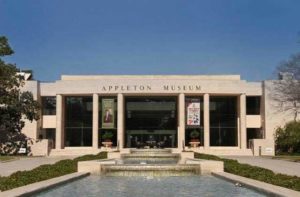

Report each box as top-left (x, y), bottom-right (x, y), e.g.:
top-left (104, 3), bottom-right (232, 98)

top-left (120, 152), bottom-right (180, 164)
top-left (33, 176), bottom-right (266, 197)
top-left (102, 164), bottom-right (200, 176)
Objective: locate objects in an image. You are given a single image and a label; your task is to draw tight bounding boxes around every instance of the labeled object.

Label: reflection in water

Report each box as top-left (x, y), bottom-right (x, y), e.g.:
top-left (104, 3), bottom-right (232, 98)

top-left (35, 176), bottom-right (266, 197)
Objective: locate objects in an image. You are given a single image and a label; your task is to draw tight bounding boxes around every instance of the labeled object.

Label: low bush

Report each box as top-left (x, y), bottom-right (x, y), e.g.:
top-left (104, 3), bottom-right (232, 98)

top-left (0, 152), bottom-right (107, 191)
top-left (195, 153), bottom-right (300, 191)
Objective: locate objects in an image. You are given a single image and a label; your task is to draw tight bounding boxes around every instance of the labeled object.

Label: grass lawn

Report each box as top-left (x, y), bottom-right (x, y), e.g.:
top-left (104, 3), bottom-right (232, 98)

top-left (0, 156), bottom-right (17, 162)
top-left (0, 155), bottom-right (35, 162)
top-left (272, 155), bottom-right (300, 162)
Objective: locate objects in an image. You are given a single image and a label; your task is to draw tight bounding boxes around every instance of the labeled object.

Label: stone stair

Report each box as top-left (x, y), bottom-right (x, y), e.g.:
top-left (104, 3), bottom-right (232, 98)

top-left (102, 164), bottom-right (199, 176)
top-left (120, 149), bottom-right (180, 164)
top-left (100, 149), bottom-right (198, 176)
top-left (49, 148), bottom-right (101, 156)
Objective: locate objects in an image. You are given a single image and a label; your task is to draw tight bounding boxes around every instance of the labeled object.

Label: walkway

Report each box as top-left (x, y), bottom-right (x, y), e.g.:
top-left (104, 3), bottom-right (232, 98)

top-left (222, 156), bottom-right (300, 177)
top-left (0, 156), bottom-right (75, 176)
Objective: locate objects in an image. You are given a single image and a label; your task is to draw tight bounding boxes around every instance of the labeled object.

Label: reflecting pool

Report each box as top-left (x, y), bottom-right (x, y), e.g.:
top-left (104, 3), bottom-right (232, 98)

top-left (35, 175), bottom-right (265, 197)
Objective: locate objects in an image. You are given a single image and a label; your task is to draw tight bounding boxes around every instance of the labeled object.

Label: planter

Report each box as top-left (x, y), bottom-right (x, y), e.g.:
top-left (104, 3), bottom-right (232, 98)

top-left (102, 141), bottom-right (113, 148)
top-left (189, 141), bottom-right (200, 148)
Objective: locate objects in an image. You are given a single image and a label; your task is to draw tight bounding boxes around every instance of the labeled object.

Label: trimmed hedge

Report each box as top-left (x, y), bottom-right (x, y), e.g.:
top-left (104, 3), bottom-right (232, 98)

top-left (195, 153), bottom-right (300, 191)
top-left (0, 152), bottom-right (107, 191)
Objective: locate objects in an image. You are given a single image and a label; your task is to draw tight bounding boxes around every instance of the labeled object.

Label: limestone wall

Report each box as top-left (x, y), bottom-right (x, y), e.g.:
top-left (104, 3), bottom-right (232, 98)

top-left (263, 81), bottom-right (299, 142)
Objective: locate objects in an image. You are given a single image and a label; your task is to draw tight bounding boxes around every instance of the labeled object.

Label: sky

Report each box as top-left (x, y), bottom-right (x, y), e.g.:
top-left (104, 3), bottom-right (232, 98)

top-left (1, 0), bottom-right (300, 82)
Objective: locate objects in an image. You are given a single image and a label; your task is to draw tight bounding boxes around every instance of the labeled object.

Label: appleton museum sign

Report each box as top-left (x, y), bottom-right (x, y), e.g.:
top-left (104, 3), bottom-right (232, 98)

top-left (99, 84), bottom-right (202, 92)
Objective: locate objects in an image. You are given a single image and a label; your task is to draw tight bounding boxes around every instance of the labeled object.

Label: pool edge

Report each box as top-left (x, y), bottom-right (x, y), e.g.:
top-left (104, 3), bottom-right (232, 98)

top-left (0, 172), bottom-right (90, 197)
top-left (212, 172), bottom-right (300, 197)
top-left (2, 172), bottom-right (300, 197)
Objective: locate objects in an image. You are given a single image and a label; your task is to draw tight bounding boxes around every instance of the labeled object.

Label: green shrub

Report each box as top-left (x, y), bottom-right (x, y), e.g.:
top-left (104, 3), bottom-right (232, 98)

top-left (73, 152), bottom-right (107, 162)
top-left (0, 152), bottom-right (107, 191)
top-left (275, 121), bottom-right (300, 154)
top-left (195, 153), bottom-right (300, 191)
top-left (189, 129), bottom-right (200, 139)
top-left (102, 131), bottom-right (113, 141)
top-left (194, 153), bottom-right (222, 161)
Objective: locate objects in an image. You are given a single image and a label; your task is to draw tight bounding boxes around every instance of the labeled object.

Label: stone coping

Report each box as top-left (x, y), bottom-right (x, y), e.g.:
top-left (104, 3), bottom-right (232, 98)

top-left (0, 172), bottom-right (89, 197)
top-left (61, 75), bottom-right (241, 81)
top-left (213, 172), bottom-right (300, 197)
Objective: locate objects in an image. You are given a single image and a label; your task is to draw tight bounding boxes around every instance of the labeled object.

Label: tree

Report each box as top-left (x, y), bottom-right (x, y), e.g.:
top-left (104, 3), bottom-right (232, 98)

top-left (272, 53), bottom-right (300, 121)
top-left (0, 36), bottom-right (40, 155)
top-left (275, 121), bottom-right (300, 153)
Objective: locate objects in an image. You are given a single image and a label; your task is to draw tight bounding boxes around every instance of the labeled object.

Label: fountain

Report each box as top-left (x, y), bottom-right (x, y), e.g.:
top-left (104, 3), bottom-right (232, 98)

top-left (78, 149), bottom-right (224, 176)
top-left (120, 149), bottom-right (180, 164)
top-left (32, 150), bottom-right (266, 197)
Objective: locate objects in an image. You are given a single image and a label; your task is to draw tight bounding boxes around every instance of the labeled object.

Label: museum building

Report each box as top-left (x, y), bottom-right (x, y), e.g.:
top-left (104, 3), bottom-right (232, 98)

top-left (21, 74), bottom-right (284, 156)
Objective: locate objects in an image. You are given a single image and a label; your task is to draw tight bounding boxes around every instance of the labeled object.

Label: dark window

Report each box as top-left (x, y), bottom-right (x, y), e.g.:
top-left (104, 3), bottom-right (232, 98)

top-left (46, 129), bottom-right (56, 149)
top-left (247, 128), bottom-right (263, 148)
top-left (64, 96), bottom-right (92, 146)
top-left (125, 97), bottom-right (178, 148)
top-left (210, 96), bottom-right (237, 146)
top-left (42, 97), bottom-right (56, 115)
top-left (246, 96), bottom-right (260, 115)
top-left (185, 128), bottom-right (203, 146)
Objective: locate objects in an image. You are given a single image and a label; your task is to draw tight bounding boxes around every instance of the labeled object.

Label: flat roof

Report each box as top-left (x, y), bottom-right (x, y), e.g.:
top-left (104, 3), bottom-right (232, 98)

top-left (61, 75), bottom-right (241, 81)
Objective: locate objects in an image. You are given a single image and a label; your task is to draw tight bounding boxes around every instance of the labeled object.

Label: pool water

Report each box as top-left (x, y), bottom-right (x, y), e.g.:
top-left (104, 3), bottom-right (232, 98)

top-left (35, 176), bottom-right (265, 197)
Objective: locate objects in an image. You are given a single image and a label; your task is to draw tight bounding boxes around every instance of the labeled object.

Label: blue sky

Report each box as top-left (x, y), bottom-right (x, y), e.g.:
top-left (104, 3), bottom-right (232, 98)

top-left (1, 0), bottom-right (299, 81)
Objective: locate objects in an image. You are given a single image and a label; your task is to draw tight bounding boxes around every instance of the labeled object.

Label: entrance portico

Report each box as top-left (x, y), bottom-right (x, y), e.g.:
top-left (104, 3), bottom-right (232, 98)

top-left (46, 75), bottom-right (265, 155)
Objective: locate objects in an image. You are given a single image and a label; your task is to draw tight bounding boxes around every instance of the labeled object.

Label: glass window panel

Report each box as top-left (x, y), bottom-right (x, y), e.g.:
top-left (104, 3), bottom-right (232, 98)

top-left (209, 96), bottom-right (237, 146)
top-left (246, 96), bottom-right (261, 115)
top-left (125, 97), bottom-right (178, 148)
top-left (210, 128), bottom-right (237, 146)
top-left (42, 97), bottom-right (56, 115)
top-left (64, 96), bottom-right (92, 147)
top-left (247, 128), bottom-right (263, 148)
top-left (45, 129), bottom-right (56, 149)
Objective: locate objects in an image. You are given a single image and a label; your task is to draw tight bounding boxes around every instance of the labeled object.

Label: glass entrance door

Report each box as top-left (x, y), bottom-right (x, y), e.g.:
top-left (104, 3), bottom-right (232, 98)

top-left (125, 97), bottom-right (178, 148)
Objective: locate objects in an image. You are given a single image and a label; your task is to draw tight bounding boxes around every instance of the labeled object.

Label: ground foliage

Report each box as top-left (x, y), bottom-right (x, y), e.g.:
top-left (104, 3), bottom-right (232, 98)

top-left (0, 152), bottom-right (107, 191)
top-left (195, 153), bottom-right (300, 191)
top-left (275, 121), bottom-right (300, 154)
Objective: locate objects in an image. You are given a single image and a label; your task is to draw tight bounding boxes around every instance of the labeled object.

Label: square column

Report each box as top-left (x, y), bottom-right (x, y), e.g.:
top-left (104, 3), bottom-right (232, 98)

top-left (117, 93), bottom-right (124, 149)
top-left (178, 93), bottom-right (185, 150)
top-left (239, 94), bottom-right (247, 149)
top-left (92, 94), bottom-right (99, 149)
top-left (204, 93), bottom-right (210, 149)
top-left (55, 94), bottom-right (63, 149)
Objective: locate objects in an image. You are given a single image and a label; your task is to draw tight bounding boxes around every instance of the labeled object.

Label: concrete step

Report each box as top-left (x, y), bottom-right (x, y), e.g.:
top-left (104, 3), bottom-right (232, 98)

top-left (119, 158), bottom-right (179, 164)
top-left (122, 153), bottom-right (179, 158)
top-left (130, 149), bottom-right (172, 154)
top-left (102, 164), bottom-right (199, 176)
top-left (49, 149), bottom-right (101, 156)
